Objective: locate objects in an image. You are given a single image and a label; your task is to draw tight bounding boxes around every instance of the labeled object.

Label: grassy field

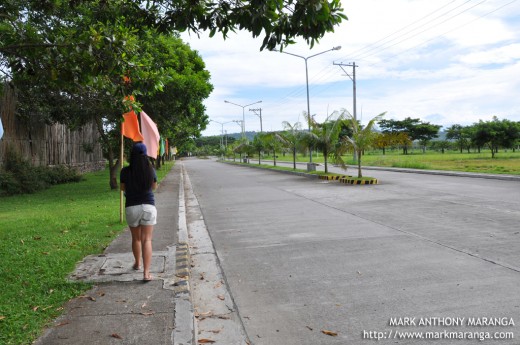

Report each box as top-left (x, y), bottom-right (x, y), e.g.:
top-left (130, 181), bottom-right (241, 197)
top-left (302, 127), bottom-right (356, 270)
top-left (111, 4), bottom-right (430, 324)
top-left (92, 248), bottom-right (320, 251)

top-left (0, 161), bottom-right (174, 345)
top-left (260, 149), bottom-right (520, 175)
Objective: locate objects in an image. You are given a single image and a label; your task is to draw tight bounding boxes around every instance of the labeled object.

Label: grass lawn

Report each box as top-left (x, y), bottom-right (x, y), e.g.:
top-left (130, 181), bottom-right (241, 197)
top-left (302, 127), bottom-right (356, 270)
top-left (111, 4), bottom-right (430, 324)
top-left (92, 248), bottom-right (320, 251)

top-left (259, 149), bottom-right (520, 175)
top-left (0, 161), bottom-right (174, 345)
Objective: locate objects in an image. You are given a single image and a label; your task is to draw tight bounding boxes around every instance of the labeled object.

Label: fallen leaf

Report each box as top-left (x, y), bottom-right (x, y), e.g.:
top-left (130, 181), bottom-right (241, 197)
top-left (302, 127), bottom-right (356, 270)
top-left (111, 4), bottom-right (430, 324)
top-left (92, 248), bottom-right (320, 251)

top-left (97, 292), bottom-right (105, 297)
top-left (0, 316), bottom-right (5, 320)
top-left (88, 296), bottom-right (96, 302)
top-left (217, 295), bottom-right (225, 301)
top-left (322, 330), bottom-right (338, 336)
top-left (42, 252), bottom-right (49, 255)
top-left (140, 311), bottom-right (155, 316)
top-left (141, 302), bottom-right (147, 309)
top-left (20, 239), bottom-right (24, 245)
top-left (111, 333), bottom-right (123, 339)
top-left (56, 321), bottom-right (69, 327)
top-left (33, 236), bottom-right (42, 240)
top-left (198, 339), bottom-right (216, 344)
top-left (55, 307), bottom-right (64, 311)
top-left (208, 329), bottom-right (221, 334)
top-left (196, 311), bottom-right (213, 318)
top-left (49, 289), bottom-right (54, 294)
top-left (32, 306), bottom-right (39, 312)
top-left (218, 315), bottom-right (231, 320)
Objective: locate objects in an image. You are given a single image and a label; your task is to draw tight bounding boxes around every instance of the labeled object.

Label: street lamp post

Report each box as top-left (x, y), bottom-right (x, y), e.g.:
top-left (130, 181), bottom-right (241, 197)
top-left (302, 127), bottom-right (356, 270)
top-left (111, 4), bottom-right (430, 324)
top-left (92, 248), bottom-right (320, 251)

top-left (224, 100), bottom-right (262, 140)
top-left (278, 46), bottom-right (341, 162)
top-left (210, 120), bottom-right (233, 159)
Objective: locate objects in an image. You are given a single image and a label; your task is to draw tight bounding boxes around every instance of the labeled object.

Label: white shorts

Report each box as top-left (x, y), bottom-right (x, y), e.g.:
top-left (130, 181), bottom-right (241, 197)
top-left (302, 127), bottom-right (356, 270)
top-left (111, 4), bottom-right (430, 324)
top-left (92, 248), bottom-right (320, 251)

top-left (125, 204), bottom-right (157, 227)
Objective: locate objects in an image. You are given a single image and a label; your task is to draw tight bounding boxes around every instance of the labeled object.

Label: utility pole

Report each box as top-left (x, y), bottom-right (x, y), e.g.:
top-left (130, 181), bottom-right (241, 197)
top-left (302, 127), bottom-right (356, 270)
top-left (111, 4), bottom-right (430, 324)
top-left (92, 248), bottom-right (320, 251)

top-left (334, 61), bottom-right (357, 161)
top-left (249, 108), bottom-right (263, 133)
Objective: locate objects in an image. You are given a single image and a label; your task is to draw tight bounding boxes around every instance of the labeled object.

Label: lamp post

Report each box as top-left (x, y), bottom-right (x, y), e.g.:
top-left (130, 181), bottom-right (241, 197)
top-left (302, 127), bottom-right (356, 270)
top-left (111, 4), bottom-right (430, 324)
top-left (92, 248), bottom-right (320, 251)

top-left (278, 46), bottom-right (341, 162)
top-left (224, 100), bottom-right (262, 140)
top-left (210, 120), bottom-right (233, 159)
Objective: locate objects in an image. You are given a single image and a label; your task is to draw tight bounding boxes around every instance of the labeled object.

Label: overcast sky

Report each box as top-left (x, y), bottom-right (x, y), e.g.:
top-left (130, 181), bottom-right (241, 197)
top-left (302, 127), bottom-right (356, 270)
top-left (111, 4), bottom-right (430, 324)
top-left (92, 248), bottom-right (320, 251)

top-left (181, 0), bottom-right (520, 137)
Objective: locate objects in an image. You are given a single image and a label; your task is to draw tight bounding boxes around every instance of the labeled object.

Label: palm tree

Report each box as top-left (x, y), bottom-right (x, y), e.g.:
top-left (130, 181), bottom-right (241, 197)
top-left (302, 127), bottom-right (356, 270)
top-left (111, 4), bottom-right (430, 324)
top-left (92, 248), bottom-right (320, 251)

top-left (262, 132), bottom-right (283, 166)
top-left (252, 134), bottom-right (266, 164)
top-left (341, 110), bottom-right (386, 178)
top-left (279, 121), bottom-right (303, 169)
top-left (304, 111), bottom-right (345, 173)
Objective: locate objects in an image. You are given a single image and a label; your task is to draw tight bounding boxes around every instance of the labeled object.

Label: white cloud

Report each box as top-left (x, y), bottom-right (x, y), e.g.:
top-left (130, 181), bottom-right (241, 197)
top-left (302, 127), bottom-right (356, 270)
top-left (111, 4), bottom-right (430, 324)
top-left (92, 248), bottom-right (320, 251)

top-left (182, 0), bottom-right (520, 136)
top-left (458, 43), bottom-right (520, 65)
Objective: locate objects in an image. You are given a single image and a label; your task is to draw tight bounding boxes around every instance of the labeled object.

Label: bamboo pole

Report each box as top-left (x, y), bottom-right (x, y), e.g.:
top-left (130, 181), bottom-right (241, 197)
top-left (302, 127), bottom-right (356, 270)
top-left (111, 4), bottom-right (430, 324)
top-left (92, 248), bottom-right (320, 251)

top-left (120, 130), bottom-right (124, 224)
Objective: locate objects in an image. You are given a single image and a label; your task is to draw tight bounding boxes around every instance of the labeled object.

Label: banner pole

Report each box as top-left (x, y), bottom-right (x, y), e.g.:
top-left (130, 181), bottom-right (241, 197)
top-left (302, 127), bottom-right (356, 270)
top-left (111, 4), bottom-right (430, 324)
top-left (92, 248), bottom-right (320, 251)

top-left (120, 130), bottom-right (124, 224)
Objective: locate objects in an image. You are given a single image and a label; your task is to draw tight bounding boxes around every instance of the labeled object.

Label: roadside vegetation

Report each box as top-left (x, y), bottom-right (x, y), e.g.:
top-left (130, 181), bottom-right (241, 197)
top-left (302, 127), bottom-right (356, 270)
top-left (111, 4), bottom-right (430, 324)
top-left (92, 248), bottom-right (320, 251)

top-left (0, 162), bottom-right (173, 345)
top-left (196, 114), bottom-right (520, 177)
top-left (257, 150), bottom-right (520, 175)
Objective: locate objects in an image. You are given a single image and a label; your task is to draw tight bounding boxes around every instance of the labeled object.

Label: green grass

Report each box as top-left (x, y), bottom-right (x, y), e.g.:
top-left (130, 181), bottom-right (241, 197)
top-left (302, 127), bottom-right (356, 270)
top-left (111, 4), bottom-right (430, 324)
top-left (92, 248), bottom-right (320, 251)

top-left (259, 149), bottom-right (520, 175)
top-left (0, 161), bottom-right (174, 345)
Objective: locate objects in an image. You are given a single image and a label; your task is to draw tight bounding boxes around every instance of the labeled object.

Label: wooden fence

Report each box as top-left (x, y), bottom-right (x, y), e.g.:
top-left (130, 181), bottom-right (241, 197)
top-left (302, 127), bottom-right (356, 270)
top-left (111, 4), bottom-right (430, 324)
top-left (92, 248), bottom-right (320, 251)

top-left (0, 84), bottom-right (105, 172)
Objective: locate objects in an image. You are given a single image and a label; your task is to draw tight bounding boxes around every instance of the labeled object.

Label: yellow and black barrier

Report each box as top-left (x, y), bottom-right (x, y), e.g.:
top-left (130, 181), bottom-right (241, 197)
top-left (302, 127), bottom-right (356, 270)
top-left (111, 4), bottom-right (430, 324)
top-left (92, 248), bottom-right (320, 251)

top-left (319, 175), bottom-right (352, 181)
top-left (339, 177), bottom-right (378, 185)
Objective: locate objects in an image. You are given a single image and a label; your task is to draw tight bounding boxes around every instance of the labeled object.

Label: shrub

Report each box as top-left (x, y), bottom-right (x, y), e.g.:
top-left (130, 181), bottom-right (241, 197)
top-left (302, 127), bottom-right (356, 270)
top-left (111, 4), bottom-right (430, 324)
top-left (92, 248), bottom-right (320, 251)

top-left (0, 150), bottom-right (83, 196)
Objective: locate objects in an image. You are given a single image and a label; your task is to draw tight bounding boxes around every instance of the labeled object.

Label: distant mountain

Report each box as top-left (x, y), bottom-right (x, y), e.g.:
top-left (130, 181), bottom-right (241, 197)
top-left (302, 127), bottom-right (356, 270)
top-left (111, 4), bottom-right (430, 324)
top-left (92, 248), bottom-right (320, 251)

top-left (205, 131), bottom-right (257, 141)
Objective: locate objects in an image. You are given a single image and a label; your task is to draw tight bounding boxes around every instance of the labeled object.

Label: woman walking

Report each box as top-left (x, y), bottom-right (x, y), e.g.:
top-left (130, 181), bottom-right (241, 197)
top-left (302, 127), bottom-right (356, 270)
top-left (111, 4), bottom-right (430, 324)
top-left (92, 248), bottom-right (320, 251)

top-left (120, 143), bottom-right (158, 281)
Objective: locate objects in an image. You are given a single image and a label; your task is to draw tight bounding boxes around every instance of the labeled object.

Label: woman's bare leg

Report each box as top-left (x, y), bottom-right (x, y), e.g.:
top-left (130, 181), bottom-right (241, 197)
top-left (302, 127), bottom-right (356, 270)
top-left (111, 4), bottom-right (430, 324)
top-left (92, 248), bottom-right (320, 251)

top-left (130, 226), bottom-right (142, 269)
top-left (141, 225), bottom-right (154, 280)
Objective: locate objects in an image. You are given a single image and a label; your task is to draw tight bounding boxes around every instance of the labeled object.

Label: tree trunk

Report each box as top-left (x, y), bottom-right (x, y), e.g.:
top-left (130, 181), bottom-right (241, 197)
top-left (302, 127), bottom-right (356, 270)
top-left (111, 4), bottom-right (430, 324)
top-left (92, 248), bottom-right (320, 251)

top-left (357, 150), bottom-right (362, 178)
top-left (94, 116), bottom-right (119, 190)
top-left (292, 148), bottom-right (296, 170)
top-left (324, 148), bottom-right (328, 174)
top-left (109, 158), bottom-right (120, 190)
top-left (273, 149), bottom-right (277, 167)
top-left (258, 150), bottom-right (261, 165)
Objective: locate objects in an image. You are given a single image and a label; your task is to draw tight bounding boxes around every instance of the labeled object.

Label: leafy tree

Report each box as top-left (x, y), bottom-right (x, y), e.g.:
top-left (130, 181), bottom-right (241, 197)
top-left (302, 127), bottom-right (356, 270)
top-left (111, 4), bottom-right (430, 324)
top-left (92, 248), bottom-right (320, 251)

top-left (1, 0), bottom-right (346, 187)
top-left (472, 117), bottom-right (520, 158)
top-left (373, 132), bottom-right (409, 155)
top-left (446, 124), bottom-right (471, 153)
top-left (378, 117), bottom-right (440, 154)
top-left (341, 112), bottom-right (385, 178)
top-left (430, 140), bottom-right (453, 154)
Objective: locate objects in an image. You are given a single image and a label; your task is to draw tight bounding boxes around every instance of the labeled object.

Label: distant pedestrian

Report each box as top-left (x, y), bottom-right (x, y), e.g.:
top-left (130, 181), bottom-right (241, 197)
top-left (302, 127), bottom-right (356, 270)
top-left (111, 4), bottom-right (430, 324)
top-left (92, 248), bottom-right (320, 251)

top-left (120, 142), bottom-right (157, 281)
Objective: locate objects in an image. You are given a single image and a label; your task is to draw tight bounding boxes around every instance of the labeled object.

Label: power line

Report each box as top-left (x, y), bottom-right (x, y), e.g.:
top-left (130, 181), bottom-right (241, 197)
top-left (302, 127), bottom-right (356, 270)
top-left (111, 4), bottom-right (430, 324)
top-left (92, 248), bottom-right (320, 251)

top-left (264, 0), bottom-right (517, 114)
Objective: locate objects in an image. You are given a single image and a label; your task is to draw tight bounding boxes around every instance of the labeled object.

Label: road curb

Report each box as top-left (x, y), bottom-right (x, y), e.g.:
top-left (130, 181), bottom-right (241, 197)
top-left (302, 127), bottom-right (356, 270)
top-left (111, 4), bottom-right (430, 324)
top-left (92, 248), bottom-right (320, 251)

top-left (173, 163), bottom-right (195, 345)
top-left (220, 159), bottom-right (520, 182)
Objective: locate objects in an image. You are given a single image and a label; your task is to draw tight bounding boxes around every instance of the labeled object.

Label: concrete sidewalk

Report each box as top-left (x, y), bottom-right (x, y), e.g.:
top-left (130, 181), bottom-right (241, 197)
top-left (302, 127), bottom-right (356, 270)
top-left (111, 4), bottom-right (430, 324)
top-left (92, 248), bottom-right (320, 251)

top-left (35, 163), bottom-right (194, 345)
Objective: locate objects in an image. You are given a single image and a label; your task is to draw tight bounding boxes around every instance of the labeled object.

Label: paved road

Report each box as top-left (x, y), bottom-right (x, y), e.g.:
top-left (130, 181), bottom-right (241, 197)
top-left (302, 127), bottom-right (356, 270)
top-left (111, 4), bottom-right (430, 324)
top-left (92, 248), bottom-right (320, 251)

top-left (183, 158), bottom-right (520, 345)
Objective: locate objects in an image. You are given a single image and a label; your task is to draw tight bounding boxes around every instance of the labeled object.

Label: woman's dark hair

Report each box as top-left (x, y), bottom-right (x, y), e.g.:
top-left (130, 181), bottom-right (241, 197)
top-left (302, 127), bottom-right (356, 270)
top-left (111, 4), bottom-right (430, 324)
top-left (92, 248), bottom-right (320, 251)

top-left (127, 149), bottom-right (154, 193)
